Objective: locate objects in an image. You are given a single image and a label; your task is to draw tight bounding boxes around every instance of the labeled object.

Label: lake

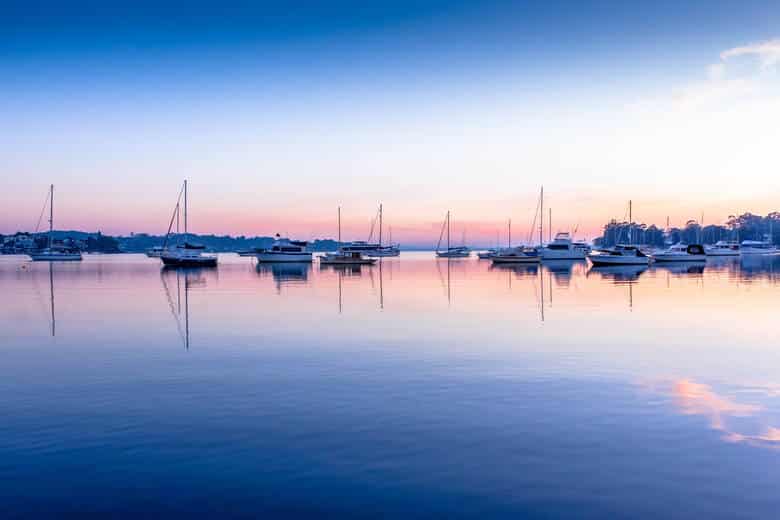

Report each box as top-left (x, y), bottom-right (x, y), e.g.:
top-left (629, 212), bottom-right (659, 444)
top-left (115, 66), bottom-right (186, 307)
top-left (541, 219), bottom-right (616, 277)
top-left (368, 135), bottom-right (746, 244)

top-left (1, 252), bottom-right (779, 517)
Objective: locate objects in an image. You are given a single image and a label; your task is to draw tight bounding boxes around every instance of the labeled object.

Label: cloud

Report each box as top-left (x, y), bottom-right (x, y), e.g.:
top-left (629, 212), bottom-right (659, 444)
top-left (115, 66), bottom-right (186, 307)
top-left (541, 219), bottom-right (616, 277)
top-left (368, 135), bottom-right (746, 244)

top-left (720, 38), bottom-right (780, 71)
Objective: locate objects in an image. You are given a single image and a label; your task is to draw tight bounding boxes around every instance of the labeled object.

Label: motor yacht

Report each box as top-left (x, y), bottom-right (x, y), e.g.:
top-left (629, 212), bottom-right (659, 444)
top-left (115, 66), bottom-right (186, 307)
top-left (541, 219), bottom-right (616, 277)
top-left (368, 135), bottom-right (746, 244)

top-left (255, 236), bottom-right (313, 263)
top-left (587, 245), bottom-right (651, 266)
top-left (540, 232), bottom-right (589, 260)
top-left (651, 243), bottom-right (706, 262)
top-left (705, 240), bottom-right (740, 257)
top-left (740, 237), bottom-right (778, 255)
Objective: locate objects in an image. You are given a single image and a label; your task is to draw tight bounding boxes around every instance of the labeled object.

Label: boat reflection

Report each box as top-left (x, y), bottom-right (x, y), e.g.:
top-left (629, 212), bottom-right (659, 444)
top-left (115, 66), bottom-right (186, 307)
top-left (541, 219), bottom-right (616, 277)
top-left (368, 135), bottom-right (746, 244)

top-left (489, 262), bottom-right (539, 277)
top-left (160, 267), bottom-right (207, 349)
top-left (586, 264), bottom-right (648, 282)
top-left (319, 263), bottom-right (367, 277)
top-left (652, 262), bottom-right (705, 275)
top-left (256, 262), bottom-right (311, 293)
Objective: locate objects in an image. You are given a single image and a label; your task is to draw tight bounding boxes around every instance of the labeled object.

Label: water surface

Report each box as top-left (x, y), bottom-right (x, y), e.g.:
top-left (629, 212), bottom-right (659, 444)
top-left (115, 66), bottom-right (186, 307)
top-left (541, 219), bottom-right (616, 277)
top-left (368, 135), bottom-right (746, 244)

top-left (1, 253), bottom-right (779, 517)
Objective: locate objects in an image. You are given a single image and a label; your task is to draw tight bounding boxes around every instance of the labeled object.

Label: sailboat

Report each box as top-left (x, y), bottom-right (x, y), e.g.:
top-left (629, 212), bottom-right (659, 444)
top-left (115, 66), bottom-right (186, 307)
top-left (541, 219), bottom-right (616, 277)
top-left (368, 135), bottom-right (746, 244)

top-left (587, 200), bottom-right (650, 266)
top-left (366, 204), bottom-right (400, 257)
top-left (492, 193), bottom-right (541, 264)
top-left (28, 185), bottom-right (83, 261)
top-left (320, 207), bottom-right (377, 265)
top-left (160, 180), bottom-right (218, 267)
top-left (435, 211), bottom-right (471, 258)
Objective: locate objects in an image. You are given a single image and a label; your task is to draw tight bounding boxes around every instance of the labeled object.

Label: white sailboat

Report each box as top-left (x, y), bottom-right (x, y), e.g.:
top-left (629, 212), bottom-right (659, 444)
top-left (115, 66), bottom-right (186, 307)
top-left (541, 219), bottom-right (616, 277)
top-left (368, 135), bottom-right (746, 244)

top-left (366, 204), bottom-right (400, 257)
top-left (28, 185), bottom-right (83, 262)
top-left (320, 207), bottom-right (378, 265)
top-left (587, 200), bottom-right (650, 266)
top-left (492, 193), bottom-right (541, 264)
top-left (435, 211), bottom-right (471, 258)
top-left (160, 180), bottom-right (218, 267)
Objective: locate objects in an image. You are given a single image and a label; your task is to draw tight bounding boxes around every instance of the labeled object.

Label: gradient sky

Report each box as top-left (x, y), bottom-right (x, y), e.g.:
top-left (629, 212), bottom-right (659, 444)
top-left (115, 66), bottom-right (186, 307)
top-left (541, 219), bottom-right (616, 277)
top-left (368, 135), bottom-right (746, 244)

top-left (3, 1), bottom-right (780, 245)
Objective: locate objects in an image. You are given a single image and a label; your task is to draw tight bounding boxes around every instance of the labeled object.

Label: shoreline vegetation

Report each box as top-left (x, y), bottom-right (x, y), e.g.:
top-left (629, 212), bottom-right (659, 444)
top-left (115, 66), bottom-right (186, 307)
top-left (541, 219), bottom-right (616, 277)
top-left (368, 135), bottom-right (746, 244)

top-left (1, 212), bottom-right (778, 254)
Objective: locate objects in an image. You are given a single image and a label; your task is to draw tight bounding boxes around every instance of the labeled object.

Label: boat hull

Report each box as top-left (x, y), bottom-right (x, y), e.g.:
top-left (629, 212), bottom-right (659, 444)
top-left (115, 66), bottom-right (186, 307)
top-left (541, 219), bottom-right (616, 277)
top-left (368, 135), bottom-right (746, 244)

top-left (319, 257), bottom-right (376, 265)
top-left (540, 249), bottom-right (587, 260)
top-left (705, 250), bottom-right (739, 257)
top-left (256, 252), bottom-right (313, 263)
top-left (740, 248), bottom-right (779, 255)
top-left (651, 254), bottom-right (707, 262)
top-left (436, 252), bottom-right (471, 258)
top-left (161, 255), bottom-right (218, 267)
top-left (491, 256), bottom-right (540, 264)
top-left (588, 254), bottom-right (649, 266)
top-left (366, 250), bottom-right (400, 257)
top-left (29, 253), bottom-right (82, 261)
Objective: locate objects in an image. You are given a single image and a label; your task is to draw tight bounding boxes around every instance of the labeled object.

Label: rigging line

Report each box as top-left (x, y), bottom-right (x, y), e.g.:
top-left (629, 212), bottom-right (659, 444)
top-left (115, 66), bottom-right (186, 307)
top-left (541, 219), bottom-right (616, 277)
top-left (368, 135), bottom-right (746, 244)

top-left (436, 213), bottom-right (447, 251)
top-left (367, 206), bottom-right (380, 243)
top-left (162, 184), bottom-right (186, 249)
top-left (528, 195), bottom-right (541, 245)
top-left (33, 189), bottom-right (51, 234)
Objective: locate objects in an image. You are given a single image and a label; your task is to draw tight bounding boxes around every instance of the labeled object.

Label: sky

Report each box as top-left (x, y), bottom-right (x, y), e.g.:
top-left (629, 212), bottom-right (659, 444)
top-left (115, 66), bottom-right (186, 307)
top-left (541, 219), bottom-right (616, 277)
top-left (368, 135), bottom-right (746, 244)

top-left (2, 0), bottom-right (780, 246)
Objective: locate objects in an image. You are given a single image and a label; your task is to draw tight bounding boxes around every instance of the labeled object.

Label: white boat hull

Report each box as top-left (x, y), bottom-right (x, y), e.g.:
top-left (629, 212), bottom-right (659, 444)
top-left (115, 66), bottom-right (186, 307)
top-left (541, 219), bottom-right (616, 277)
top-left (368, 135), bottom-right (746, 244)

top-left (256, 252), bottom-right (313, 263)
top-left (705, 250), bottom-right (739, 257)
top-left (366, 249), bottom-right (400, 257)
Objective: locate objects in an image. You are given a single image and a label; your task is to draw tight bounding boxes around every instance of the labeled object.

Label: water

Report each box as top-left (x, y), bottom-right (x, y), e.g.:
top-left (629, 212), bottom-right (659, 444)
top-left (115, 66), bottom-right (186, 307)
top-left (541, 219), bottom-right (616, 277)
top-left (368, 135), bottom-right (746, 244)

top-left (1, 253), bottom-right (779, 518)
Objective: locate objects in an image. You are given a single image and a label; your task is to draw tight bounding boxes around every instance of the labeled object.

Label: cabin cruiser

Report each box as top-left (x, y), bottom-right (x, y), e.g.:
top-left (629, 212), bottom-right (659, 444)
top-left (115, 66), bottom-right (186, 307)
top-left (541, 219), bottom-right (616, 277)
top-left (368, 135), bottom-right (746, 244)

top-left (161, 242), bottom-right (218, 267)
top-left (491, 246), bottom-right (541, 264)
top-left (255, 237), bottom-right (313, 263)
top-left (651, 243), bottom-right (706, 262)
top-left (740, 238), bottom-right (778, 255)
top-left (705, 240), bottom-right (740, 257)
top-left (540, 232), bottom-right (589, 260)
top-left (477, 249), bottom-right (497, 259)
top-left (145, 246), bottom-right (165, 258)
top-left (587, 245), bottom-right (650, 266)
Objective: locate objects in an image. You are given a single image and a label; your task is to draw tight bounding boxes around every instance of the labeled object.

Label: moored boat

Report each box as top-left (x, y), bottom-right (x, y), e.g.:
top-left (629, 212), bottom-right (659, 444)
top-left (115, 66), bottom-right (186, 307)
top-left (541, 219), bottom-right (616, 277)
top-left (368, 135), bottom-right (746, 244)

top-left (588, 245), bottom-right (651, 266)
top-left (28, 185), bottom-right (83, 262)
top-left (159, 180), bottom-right (218, 268)
top-left (651, 243), bottom-right (706, 262)
top-left (540, 232), bottom-right (589, 260)
top-left (255, 235), bottom-right (313, 263)
top-left (435, 211), bottom-right (471, 258)
top-left (705, 240), bottom-right (740, 257)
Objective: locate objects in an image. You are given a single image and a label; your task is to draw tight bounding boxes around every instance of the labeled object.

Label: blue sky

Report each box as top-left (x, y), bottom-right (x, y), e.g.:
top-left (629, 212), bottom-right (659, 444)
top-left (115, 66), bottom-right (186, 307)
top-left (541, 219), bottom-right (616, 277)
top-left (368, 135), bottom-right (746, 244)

top-left (3, 1), bottom-right (780, 243)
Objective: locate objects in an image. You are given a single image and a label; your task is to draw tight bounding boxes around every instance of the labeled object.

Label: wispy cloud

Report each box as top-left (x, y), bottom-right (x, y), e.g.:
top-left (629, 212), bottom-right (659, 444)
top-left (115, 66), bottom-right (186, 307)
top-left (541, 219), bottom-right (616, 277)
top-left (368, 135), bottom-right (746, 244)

top-left (720, 38), bottom-right (780, 71)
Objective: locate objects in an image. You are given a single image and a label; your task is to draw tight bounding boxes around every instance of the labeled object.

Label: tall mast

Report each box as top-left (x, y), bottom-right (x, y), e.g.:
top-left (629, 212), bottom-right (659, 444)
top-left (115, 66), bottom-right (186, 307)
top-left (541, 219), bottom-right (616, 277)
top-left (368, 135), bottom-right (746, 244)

top-left (379, 204), bottom-right (383, 247)
top-left (49, 184), bottom-right (54, 249)
top-left (629, 199), bottom-right (633, 245)
top-left (447, 211), bottom-right (451, 251)
top-left (508, 218), bottom-right (511, 248)
top-left (183, 179), bottom-right (188, 239)
top-left (539, 186), bottom-right (544, 247)
top-left (338, 206), bottom-right (341, 244)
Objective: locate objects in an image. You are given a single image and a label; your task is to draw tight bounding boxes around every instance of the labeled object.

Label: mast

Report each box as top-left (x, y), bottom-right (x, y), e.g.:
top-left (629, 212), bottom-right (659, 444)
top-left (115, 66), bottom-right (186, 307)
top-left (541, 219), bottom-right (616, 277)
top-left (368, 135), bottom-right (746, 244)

top-left (48, 184), bottom-right (54, 250)
top-left (379, 204), bottom-right (383, 247)
top-left (338, 206), bottom-right (341, 244)
top-left (508, 218), bottom-right (511, 249)
top-left (629, 199), bottom-right (633, 245)
top-left (539, 186), bottom-right (544, 247)
top-left (183, 179), bottom-right (188, 240)
top-left (446, 211), bottom-right (451, 250)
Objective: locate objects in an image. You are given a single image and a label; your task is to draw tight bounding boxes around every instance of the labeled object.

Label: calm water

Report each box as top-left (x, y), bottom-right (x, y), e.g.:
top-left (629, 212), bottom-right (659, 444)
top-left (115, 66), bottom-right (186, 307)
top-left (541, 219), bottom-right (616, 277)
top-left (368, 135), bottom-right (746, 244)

top-left (1, 252), bottom-right (779, 518)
